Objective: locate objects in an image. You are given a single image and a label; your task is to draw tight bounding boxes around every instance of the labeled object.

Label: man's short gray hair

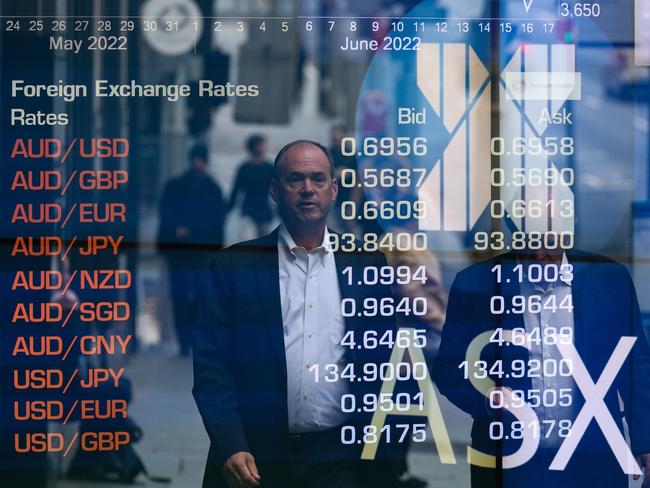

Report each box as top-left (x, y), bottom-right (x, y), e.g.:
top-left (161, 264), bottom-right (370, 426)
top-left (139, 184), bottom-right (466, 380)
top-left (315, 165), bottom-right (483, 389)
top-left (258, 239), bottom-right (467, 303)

top-left (273, 140), bottom-right (335, 178)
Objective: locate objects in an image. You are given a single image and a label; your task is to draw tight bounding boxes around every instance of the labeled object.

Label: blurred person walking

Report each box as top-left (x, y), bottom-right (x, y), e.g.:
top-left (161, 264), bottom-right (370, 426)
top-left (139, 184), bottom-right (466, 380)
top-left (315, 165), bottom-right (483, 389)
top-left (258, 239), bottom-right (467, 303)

top-left (157, 144), bottom-right (226, 356)
top-left (229, 134), bottom-right (276, 237)
top-left (193, 140), bottom-right (396, 488)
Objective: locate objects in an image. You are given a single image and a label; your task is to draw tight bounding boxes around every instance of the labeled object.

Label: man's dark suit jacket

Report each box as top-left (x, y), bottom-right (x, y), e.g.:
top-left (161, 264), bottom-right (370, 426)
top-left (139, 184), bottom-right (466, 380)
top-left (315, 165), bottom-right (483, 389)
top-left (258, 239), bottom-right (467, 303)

top-left (193, 228), bottom-right (394, 487)
top-left (434, 250), bottom-right (650, 483)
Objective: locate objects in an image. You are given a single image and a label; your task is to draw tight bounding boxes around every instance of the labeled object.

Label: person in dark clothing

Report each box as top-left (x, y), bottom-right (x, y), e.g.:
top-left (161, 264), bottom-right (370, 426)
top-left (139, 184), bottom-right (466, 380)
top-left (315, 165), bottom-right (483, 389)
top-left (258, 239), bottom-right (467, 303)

top-left (229, 134), bottom-right (275, 237)
top-left (193, 140), bottom-right (396, 488)
top-left (434, 249), bottom-right (650, 488)
top-left (157, 144), bottom-right (226, 356)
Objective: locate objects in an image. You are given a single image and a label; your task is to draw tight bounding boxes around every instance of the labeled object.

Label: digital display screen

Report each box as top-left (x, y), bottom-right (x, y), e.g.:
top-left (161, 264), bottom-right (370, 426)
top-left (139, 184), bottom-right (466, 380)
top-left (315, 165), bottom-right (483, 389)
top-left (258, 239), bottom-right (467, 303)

top-left (1, 1), bottom-right (650, 488)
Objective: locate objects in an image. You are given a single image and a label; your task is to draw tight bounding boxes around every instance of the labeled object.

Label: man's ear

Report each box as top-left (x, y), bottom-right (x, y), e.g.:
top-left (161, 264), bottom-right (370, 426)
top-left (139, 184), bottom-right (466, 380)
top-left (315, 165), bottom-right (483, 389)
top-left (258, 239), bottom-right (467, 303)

top-left (331, 178), bottom-right (339, 202)
top-left (270, 178), bottom-right (279, 203)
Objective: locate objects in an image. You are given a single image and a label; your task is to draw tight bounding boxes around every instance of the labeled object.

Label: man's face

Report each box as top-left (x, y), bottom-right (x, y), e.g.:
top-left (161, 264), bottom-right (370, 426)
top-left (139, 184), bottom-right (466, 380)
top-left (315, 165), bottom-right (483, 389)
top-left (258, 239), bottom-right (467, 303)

top-left (191, 157), bottom-right (207, 172)
top-left (254, 141), bottom-right (267, 158)
top-left (270, 144), bottom-right (338, 227)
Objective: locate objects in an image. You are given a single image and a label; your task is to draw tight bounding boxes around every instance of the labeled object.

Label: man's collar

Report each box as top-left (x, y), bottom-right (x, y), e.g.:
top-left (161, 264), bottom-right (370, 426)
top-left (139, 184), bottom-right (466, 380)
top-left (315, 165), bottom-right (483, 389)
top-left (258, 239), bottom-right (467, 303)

top-left (278, 223), bottom-right (332, 263)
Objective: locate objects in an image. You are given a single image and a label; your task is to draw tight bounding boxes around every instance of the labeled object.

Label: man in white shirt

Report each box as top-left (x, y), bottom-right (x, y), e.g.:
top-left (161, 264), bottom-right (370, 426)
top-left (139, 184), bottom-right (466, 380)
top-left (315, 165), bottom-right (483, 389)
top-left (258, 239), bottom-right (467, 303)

top-left (518, 253), bottom-right (577, 450)
top-left (193, 141), bottom-right (395, 488)
top-left (278, 223), bottom-right (349, 434)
